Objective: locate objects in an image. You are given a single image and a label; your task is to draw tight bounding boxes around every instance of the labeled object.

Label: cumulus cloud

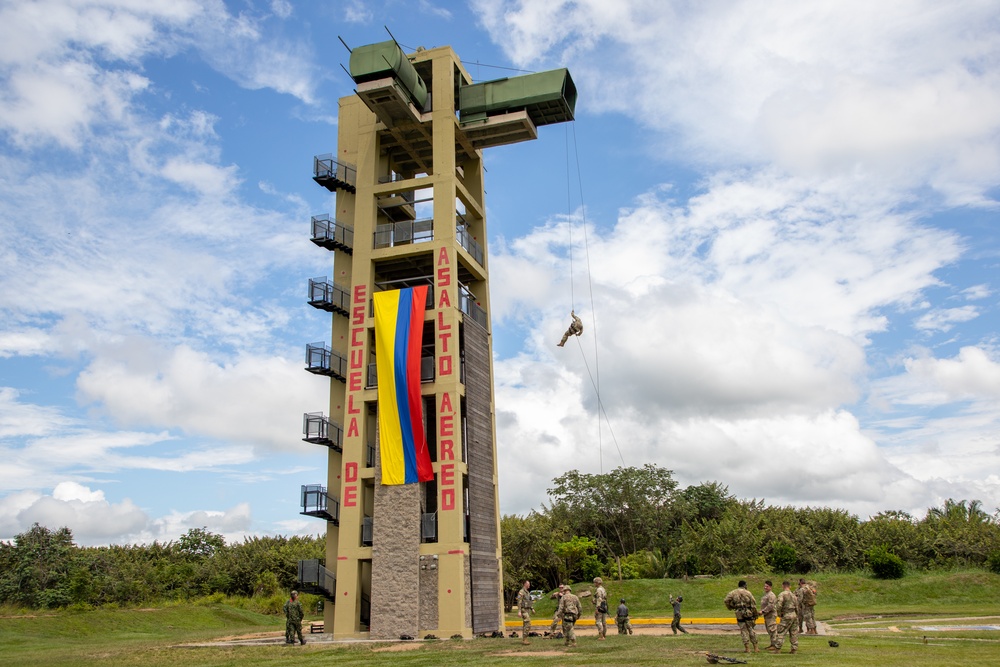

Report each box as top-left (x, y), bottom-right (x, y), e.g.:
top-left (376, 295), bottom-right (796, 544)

top-left (0, 482), bottom-right (258, 545)
top-left (491, 171), bottom-right (980, 516)
top-left (474, 0), bottom-right (1000, 203)
top-left (76, 343), bottom-right (325, 450)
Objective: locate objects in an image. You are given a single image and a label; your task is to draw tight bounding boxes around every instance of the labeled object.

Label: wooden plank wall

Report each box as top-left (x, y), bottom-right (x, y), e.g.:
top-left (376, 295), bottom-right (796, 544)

top-left (463, 320), bottom-right (501, 634)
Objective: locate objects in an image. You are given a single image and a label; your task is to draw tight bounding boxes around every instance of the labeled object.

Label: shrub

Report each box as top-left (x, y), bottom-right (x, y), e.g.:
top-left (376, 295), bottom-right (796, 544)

top-left (987, 550), bottom-right (1000, 575)
top-left (768, 543), bottom-right (797, 573)
top-left (868, 545), bottom-right (906, 579)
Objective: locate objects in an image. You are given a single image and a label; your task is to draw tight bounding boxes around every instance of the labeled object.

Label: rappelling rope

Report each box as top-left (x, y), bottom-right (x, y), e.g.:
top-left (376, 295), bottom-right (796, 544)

top-left (565, 123), bottom-right (625, 470)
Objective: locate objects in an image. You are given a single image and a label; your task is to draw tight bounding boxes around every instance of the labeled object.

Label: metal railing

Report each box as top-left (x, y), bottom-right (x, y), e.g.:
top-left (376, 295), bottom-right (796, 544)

top-left (421, 512), bottom-right (438, 543)
top-left (366, 443), bottom-right (376, 468)
top-left (456, 225), bottom-right (484, 267)
top-left (298, 559), bottom-right (336, 600)
top-left (300, 484), bottom-right (340, 524)
top-left (373, 219), bottom-right (434, 248)
top-left (459, 290), bottom-right (488, 329)
top-left (366, 356), bottom-right (435, 388)
top-left (302, 412), bottom-right (343, 450)
top-left (313, 154), bottom-right (357, 187)
top-left (361, 517), bottom-right (373, 547)
top-left (305, 343), bottom-right (348, 381)
top-left (310, 214), bottom-right (354, 252)
top-left (308, 277), bottom-right (350, 315)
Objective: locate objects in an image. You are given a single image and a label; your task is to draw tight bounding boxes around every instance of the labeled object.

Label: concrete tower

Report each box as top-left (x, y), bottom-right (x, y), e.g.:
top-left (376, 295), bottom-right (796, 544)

top-left (297, 41), bottom-right (575, 640)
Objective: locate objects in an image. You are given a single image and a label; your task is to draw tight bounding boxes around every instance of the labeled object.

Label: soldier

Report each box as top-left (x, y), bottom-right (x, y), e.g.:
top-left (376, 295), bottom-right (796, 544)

top-left (760, 580), bottom-right (777, 649)
top-left (592, 576), bottom-right (609, 640)
top-left (669, 594), bottom-right (689, 634)
top-left (283, 590), bottom-right (305, 645)
top-left (797, 578), bottom-right (818, 634)
top-left (557, 585), bottom-right (583, 647)
top-left (767, 580), bottom-right (799, 654)
top-left (516, 579), bottom-right (534, 645)
top-left (616, 598), bottom-right (633, 635)
top-left (723, 580), bottom-right (759, 653)
top-left (557, 310), bottom-right (583, 347)
top-left (549, 585), bottom-right (565, 636)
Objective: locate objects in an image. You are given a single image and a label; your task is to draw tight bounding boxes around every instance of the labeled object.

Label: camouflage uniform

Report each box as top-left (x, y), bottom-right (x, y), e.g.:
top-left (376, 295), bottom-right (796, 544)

top-left (670, 595), bottom-right (688, 634)
top-left (615, 600), bottom-right (633, 635)
top-left (549, 589), bottom-right (564, 635)
top-left (283, 593), bottom-right (305, 645)
top-left (592, 578), bottom-right (608, 639)
top-left (760, 586), bottom-right (777, 647)
top-left (516, 584), bottom-right (534, 643)
top-left (773, 588), bottom-right (799, 652)
top-left (723, 584), bottom-right (758, 652)
top-left (557, 311), bottom-right (583, 347)
top-left (557, 588), bottom-right (583, 647)
top-left (797, 581), bottom-right (817, 634)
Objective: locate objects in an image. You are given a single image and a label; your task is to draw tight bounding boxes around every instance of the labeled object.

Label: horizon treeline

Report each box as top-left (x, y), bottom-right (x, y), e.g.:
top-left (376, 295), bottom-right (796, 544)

top-left (0, 525), bottom-right (324, 609)
top-left (501, 465), bottom-right (1000, 607)
top-left (3, 465), bottom-right (1000, 610)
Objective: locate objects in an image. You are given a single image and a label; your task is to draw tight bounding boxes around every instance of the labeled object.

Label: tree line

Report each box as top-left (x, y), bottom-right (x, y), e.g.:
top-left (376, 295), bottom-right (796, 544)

top-left (0, 525), bottom-right (324, 609)
top-left (501, 465), bottom-right (1000, 608)
top-left (4, 465), bottom-right (1000, 611)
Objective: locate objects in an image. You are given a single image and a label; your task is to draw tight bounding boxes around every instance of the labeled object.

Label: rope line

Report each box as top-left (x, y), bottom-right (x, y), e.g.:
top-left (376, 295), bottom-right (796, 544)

top-left (565, 122), bottom-right (625, 471)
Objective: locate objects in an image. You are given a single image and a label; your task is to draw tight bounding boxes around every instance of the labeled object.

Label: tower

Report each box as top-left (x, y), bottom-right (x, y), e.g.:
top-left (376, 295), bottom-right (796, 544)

top-left (297, 41), bottom-right (575, 639)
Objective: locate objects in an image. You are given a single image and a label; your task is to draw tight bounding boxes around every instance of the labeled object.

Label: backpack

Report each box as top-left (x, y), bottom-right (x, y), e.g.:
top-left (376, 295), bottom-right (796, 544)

top-left (802, 585), bottom-right (817, 606)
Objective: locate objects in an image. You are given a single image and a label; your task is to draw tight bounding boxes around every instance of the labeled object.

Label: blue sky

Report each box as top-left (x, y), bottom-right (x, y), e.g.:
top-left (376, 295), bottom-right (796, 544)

top-left (1, 0), bottom-right (999, 546)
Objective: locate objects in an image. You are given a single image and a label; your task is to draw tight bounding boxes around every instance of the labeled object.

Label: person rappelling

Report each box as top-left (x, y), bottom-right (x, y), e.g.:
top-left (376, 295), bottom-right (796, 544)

top-left (557, 310), bottom-right (584, 347)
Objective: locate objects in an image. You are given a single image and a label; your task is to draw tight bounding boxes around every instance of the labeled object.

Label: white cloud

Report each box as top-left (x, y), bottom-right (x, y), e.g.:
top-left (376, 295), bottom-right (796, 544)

top-left (0, 482), bottom-right (258, 546)
top-left (76, 344), bottom-right (325, 450)
top-left (914, 305), bottom-right (980, 332)
top-left (474, 0), bottom-right (1000, 203)
top-left (15, 482), bottom-right (148, 541)
top-left (899, 346), bottom-right (1000, 404)
top-left (491, 169), bottom-right (976, 516)
top-left (270, 0), bottom-right (293, 20)
top-left (962, 284), bottom-right (991, 300)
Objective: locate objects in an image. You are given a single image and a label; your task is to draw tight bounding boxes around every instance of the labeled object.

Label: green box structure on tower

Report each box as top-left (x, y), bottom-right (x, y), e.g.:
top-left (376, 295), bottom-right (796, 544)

top-left (297, 40), bottom-right (575, 639)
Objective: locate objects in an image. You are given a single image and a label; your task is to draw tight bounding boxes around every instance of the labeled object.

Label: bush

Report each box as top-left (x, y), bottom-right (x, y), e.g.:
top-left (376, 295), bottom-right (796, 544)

top-left (868, 545), bottom-right (906, 579)
top-left (987, 551), bottom-right (1000, 575)
top-left (768, 543), bottom-right (797, 573)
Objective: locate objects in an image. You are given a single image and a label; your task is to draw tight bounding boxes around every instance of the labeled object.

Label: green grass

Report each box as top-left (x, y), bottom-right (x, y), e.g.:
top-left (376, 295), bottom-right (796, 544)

top-left (518, 570), bottom-right (1000, 619)
top-left (2, 571), bottom-right (1000, 666)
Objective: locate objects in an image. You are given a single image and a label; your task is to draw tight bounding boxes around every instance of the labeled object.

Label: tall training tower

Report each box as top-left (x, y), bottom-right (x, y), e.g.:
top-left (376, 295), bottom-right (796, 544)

top-left (296, 41), bottom-right (575, 640)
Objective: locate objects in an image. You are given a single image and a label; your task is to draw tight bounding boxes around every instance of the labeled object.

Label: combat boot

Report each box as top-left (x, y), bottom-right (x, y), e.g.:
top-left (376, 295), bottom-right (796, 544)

top-left (790, 648), bottom-right (798, 654)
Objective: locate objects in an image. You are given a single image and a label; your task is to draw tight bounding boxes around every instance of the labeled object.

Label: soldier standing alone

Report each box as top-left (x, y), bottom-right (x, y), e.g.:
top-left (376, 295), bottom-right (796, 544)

top-left (592, 576), bottom-right (609, 640)
top-left (669, 594), bottom-right (689, 634)
top-left (723, 580), bottom-right (759, 653)
top-left (557, 585), bottom-right (583, 647)
top-left (283, 590), bottom-right (305, 645)
top-left (767, 580), bottom-right (799, 654)
top-left (796, 578), bottom-right (818, 634)
top-left (516, 579), bottom-right (534, 645)
top-left (760, 580), bottom-right (778, 649)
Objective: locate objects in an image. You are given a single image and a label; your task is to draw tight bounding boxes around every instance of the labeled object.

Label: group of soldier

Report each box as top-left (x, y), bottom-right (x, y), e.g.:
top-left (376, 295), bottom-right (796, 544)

top-left (724, 578), bottom-right (819, 655)
top-left (516, 576), bottom-right (613, 647)
top-left (516, 576), bottom-right (819, 652)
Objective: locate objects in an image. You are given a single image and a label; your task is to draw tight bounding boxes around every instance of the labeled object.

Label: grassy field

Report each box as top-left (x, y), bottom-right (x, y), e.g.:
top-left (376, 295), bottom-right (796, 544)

top-left (521, 570), bottom-right (1000, 619)
top-left (2, 571), bottom-right (998, 666)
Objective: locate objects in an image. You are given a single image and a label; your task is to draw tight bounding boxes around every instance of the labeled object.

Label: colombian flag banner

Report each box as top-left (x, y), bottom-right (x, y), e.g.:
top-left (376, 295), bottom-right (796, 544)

top-left (373, 286), bottom-right (433, 485)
